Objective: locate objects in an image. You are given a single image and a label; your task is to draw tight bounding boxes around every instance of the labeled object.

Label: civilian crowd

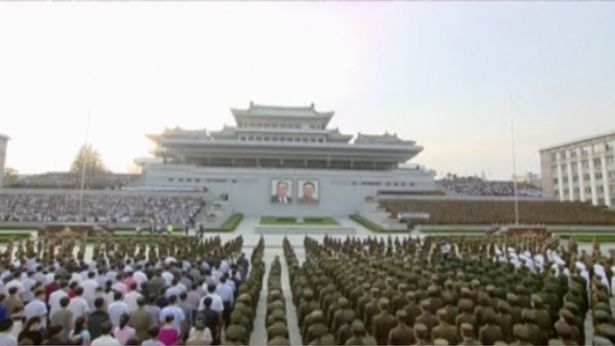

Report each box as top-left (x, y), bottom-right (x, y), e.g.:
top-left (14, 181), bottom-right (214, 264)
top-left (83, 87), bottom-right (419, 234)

top-left (0, 193), bottom-right (206, 225)
top-left (438, 175), bottom-right (544, 197)
top-left (6, 173), bottom-right (138, 190)
top-left (0, 235), bottom-right (252, 345)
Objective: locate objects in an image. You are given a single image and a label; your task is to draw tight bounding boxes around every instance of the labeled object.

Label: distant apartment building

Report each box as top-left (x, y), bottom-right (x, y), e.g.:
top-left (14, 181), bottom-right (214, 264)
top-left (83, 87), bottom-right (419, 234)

top-left (540, 131), bottom-right (615, 208)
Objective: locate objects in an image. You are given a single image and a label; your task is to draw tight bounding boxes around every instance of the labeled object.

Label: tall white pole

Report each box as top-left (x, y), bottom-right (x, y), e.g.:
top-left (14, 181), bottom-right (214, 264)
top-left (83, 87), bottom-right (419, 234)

top-left (78, 107), bottom-right (91, 219)
top-left (510, 93), bottom-right (519, 225)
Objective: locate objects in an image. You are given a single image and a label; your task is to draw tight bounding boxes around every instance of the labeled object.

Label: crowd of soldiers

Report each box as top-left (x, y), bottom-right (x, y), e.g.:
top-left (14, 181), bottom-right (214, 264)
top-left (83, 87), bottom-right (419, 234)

top-left (0, 233), bottom-right (262, 345)
top-left (223, 237), bottom-right (265, 345)
top-left (266, 256), bottom-right (291, 345)
top-left (381, 199), bottom-right (615, 225)
top-left (284, 233), bottom-right (615, 345)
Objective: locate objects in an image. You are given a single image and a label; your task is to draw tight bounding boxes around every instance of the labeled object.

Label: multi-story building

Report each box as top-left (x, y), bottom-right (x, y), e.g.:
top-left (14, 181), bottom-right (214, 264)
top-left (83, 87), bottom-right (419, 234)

top-left (540, 131), bottom-right (615, 208)
top-left (138, 102), bottom-right (437, 216)
top-left (0, 134), bottom-right (8, 188)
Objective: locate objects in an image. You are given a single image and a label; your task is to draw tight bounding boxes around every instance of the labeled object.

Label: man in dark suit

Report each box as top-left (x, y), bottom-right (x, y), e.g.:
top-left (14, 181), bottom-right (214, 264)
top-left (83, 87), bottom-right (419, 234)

top-left (271, 180), bottom-right (292, 204)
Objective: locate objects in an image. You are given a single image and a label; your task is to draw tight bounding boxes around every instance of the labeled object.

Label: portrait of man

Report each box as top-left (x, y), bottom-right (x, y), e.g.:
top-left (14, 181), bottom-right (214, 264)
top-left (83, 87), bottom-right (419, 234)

top-left (298, 180), bottom-right (319, 204)
top-left (271, 179), bottom-right (292, 204)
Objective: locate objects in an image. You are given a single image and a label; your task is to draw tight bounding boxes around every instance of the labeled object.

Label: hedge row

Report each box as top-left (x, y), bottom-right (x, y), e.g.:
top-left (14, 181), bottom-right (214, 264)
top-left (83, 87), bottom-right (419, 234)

top-left (349, 213), bottom-right (407, 233)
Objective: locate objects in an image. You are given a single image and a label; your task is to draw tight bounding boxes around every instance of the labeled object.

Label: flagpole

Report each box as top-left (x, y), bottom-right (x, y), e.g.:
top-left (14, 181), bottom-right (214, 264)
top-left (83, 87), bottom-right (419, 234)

top-left (78, 106), bottom-right (91, 219)
top-left (510, 93), bottom-right (519, 226)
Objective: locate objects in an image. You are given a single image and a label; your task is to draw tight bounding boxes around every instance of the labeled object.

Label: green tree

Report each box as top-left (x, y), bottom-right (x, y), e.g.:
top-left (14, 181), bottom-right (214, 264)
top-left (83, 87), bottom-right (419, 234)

top-left (70, 144), bottom-right (108, 174)
top-left (2, 167), bottom-right (18, 186)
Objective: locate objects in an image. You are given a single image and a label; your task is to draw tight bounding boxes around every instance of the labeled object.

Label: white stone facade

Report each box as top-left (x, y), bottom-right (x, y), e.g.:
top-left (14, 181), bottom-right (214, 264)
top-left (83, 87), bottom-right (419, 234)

top-left (0, 134), bottom-right (8, 188)
top-left (540, 131), bottom-right (615, 208)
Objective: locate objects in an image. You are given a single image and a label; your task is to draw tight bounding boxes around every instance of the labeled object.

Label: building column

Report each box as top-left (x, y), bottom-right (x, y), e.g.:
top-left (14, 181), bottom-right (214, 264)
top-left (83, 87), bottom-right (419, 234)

top-left (589, 151), bottom-right (599, 206)
top-left (602, 155), bottom-right (611, 207)
top-left (556, 153), bottom-right (564, 201)
top-left (566, 150), bottom-right (574, 201)
top-left (577, 148), bottom-right (586, 202)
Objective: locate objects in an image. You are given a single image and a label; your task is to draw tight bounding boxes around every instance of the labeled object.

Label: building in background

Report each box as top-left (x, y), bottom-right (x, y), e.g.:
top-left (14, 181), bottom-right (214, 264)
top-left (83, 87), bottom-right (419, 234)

top-left (0, 134), bottom-right (8, 187)
top-left (138, 102), bottom-right (437, 216)
top-left (540, 131), bottom-right (615, 208)
top-left (513, 172), bottom-right (542, 190)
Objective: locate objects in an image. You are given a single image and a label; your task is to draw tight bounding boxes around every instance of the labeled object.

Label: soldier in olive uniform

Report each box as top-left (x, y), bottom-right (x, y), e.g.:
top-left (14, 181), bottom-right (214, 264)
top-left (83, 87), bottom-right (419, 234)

top-left (304, 310), bottom-right (329, 345)
top-left (332, 297), bottom-right (356, 334)
top-left (388, 310), bottom-right (415, 346)
top-left (496, 301), bottom-right (513, 343)
top-left (529, 294), bottom-right (551, 346)
top-left (371, 298), bottom-right (396, 346)
top-left (413, 323), bottom-right (431, 346)
top-left (456, 299), bottom-right (477, 335)
top-left (479, 310), bottom-right (503, 346)
top-left (432, 308), bottom-right (460, 346)
top-left (459, 323), bottom-right (481, 346)
top-left (416, 300), bottom-right (438, 340)
top-left (511, 325), bottom-right (532, 346)
top-left (344, 320), bottom-right (377, 346)
top-left (299, 290), bottom-right (321, 327)
top-left (403, 291), bottom-right (421, 326)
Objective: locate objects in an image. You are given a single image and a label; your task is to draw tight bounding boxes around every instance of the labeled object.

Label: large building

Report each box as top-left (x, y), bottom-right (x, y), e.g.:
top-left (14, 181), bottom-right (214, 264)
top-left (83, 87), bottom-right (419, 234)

top-left (540, 131), bottom-right (615, 208)
top-left (0, 134), bottom-right (8, 188)
top-left (139, 102), bottom-right (437, 216)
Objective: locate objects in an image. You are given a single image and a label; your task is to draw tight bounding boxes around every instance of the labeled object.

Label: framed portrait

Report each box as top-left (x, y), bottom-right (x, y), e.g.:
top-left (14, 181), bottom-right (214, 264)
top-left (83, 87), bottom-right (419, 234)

top-left (298, 179), bottom-right (319, 204)
top-left (270, 179), bottom-right (293, 205)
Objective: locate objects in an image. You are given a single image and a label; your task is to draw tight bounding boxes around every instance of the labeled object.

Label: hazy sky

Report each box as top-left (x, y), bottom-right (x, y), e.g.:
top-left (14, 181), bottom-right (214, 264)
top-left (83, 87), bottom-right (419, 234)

top-left (1, 2), bottom-right (614, 179)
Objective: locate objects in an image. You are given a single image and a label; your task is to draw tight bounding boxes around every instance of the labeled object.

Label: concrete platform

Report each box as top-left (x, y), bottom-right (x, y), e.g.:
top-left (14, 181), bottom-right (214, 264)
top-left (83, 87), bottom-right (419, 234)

top-left (255, 225), bottom-right (357, 235)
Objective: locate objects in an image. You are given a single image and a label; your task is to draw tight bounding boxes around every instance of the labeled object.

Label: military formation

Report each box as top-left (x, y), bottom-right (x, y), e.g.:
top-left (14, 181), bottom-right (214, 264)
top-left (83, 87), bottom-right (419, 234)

top-left (224, 237), bottom-right (265, 345)
top-left (266, 256), bottom-right (291, 345)
top-left (282, 233), bottom-right (615, 345)
top-left (4, 228), bottom-right (615, 346)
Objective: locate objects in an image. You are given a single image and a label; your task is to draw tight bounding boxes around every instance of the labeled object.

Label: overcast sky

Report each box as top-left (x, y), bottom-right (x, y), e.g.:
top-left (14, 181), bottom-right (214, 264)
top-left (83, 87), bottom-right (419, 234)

top-left (1, 2), bottom-right (614, 179)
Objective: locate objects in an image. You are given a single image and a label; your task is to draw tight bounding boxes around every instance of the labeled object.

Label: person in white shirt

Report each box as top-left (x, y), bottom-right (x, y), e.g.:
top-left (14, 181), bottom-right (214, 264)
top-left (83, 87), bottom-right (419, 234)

top-left (123, 283), bottom-right (142, 313)
top-left (198, 284), bottom-right (224, 313)
top-left (111, 276), bottom-right (127, 295)
top-left (91, 321), bottom-right (121, 346)
top-left (165, 279), bottom-right (186, 298)
top-left (88, 287), bottom-right (109, 311)
top-left (69, 272), bottom-right (82, 285)
top-left (48, 281), bottom-right (69, 317)
top-left (44, 271), bottom-right (56, 286)
top-left (161, 270), bottom-right (174, 288)
top-left (187, 317), bottom-right (213, 345)
top-left (0, 319), bottom-right (17, 346)
top-left (23, 289), bottom-right (48, 329)
top-left (133, 268), bottom-right (148, 290)
top-left (108, 291), bottom-right (128, 328)
top-left (67, 286), bottom-right (89, 322)
top-left (4, 273), bottom-right (24, 296)
top-left (81, 272), bottom-right (99, 301)
top-left (32, 268), bottom-right (46, 286)
top-left (20, 272), bottom-right (37, 304)
top-left (159, 295), bottom-right (185, 333)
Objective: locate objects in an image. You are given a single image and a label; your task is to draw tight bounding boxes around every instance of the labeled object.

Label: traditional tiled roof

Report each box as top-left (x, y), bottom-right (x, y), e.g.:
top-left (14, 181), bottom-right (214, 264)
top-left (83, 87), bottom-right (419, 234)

top-left (231, 102), bottom-right (334, 118)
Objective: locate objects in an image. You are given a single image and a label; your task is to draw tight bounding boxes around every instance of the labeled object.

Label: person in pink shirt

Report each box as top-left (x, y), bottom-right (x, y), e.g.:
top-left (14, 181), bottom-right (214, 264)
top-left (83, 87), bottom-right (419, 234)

top-left (122, 272), bottom-right (136, 292)
top-left (113, 314), bottom-right (135, 345)
top-left (158, 314), bottom-right (178, 346)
